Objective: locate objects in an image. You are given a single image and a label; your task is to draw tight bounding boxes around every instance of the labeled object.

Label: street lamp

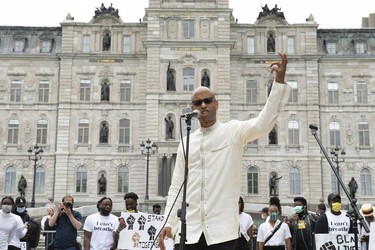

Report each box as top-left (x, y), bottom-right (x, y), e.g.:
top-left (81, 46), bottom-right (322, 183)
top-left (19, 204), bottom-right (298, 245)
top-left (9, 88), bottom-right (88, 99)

top-left (330, 146), bottom-right (345, 195)
top-left (140, 139), bottom-right (157, 200)
top-left (27, 144), bottom-right (43, 208)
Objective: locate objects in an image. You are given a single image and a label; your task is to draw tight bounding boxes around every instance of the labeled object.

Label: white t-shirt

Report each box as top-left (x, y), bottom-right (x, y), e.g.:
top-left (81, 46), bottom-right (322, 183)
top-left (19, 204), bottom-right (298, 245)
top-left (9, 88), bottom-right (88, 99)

top-left (257, 220), bottom-right (291, 247)
top-left (83, 212), bottom-right (119, 250)
top-left (0, 210), bottom-right (25, 250)
top-left (239, 212), bottom-right (254, 241)
top-left (325, 211), bottom-right (350, 234)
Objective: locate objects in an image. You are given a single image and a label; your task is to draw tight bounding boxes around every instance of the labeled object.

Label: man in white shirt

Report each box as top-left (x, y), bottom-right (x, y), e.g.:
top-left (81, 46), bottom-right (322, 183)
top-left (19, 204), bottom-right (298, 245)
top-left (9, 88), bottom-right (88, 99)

top-left (158, 53), bottom-right (291, 250)
top-left (83, 197), bottom-right (125, 250)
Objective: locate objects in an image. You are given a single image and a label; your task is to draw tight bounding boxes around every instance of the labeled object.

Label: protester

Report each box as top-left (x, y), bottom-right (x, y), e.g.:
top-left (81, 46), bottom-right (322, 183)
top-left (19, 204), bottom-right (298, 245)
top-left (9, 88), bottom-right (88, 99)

top-left (84, 197), bottom-right (126, 250)
top-left (42, 206), bottom-right (56, 249)
top-left (49, 195), bottom-right (82, 250)
top-left (0, 196), bottom-right (26, 250)
top-left (158, 53), bottom-right (291, 250)
top-left (9, 196), bottom-right (40, 250)
top-left (261, 207), bottom-right (269, 220)
top-left (358, 203), bottom-right (374, 250)
top-left (124, 192), bottom-right (139, 213)
top-left (315, 193), bottom-right (354, 234)
top-left (257, 204), bottom-right (291, 250)
top-left (153, 204), bottom-right (161, 215)
top-left (237, 197), bottom-right (255, 250)
top-left (316, 203), bottom-right (326, 216)
top-left (288, 197), bottom-right (317, 250)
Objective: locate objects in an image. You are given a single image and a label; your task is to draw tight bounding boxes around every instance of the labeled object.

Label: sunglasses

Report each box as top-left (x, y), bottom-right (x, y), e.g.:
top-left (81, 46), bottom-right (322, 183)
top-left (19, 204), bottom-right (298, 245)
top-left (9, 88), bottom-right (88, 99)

top-left (191, 96), bottom-right (215, 106)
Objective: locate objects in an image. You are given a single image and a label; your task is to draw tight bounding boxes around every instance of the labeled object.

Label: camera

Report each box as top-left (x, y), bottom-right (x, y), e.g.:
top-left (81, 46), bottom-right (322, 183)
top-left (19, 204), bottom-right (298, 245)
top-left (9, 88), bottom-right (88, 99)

top-left (63, 202), bottom-right (73, 209)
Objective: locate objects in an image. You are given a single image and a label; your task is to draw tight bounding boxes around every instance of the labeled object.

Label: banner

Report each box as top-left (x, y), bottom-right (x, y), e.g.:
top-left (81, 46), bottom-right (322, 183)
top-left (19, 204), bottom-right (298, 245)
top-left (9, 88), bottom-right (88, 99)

top-left (117, 212), bottom-right (174, 250)
top-left (315, 234), bottom-right (356, 250)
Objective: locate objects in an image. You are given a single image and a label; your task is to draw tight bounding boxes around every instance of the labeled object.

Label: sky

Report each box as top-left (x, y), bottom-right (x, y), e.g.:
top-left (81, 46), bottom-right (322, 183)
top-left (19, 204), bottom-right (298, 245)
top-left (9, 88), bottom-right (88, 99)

top-left (0, 0), bottom-right (373, 29)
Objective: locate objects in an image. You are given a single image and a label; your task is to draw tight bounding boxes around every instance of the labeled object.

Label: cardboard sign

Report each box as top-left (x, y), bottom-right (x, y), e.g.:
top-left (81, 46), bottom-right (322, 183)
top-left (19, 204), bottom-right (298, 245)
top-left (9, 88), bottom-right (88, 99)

top-left (117, 212), bottom-right (174, 250)
top-left (315, 234), bottom-right (356, 249)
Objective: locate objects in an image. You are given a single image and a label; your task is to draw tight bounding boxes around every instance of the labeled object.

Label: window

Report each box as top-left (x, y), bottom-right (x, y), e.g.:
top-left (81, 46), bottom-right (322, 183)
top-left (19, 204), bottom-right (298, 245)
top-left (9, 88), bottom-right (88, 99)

top-left (35, 166), bottom-right (45, 194)
top-left (360, 168), bottom-right (372, 196)
top-left (246, 80), bottom-right (257, 103)
top-left (79, 79), bottom-right (91, 102)
top-left (329, 122), bottom-right (341, 147)
top-left (328, 82), bottom-right (339, 104)
top-left (247, 166), bottom-right (258, 194)
top-left (287, 36), bottom-right (295, 54)
top-left (118, 165), bottom-right (129, 193)
top-left (123, 35), bottom-right (131, 53)
top-left (247, 36), bottom-right (254, 54)
top-left (358, 122), bottom-right (370, 147)
top-left (83, 35), bottom-right (90, 53)
top-left (8, 120), bottom-right (19, 144)
top-left (288, 120), bottom-right (299, 145)
top-left (10, 80), bottom-right (22, 102)
top-left (183, 68), bottom-right (195, 91)
top-left (288, 80), bottom-right (298, 103)
top-left (38, 80), bottom-right (49, 102)
top-left (76, 166), bottom-right (87, 193)
top-left (78, 119), bottom-right (90, 144)
top-left (331, 169), bottom-right (343, 194)
top-left (41, 41), bottom-right (51, 53)
top-left (289, 167), bottom-right (300, 195)
top-left (356, 82), bottom-right (368, 104)
top-left (355, 43), bottom-right (365, 54)
top-left (158, 155), bottom-right (176, 196)
top-left (119, 119), bottom-right (130, 145)
top-left (4, 166), bottom-right (16, 193)
top-left (120, 79), bottom-right (131, 102)
top-left (327, 43), bottom-right (336, 54)
top-left (183, 20), bottom-right (195, 38)
top-left (36, 120), bottom-right (48, 145)
top-left (14, 40), bottom-right (24, 52)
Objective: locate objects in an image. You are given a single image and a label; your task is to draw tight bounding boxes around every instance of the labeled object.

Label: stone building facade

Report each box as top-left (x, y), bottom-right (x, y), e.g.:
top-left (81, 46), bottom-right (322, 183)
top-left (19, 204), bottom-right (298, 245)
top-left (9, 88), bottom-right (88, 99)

top-left (0, 0), bottom-right (374, 209)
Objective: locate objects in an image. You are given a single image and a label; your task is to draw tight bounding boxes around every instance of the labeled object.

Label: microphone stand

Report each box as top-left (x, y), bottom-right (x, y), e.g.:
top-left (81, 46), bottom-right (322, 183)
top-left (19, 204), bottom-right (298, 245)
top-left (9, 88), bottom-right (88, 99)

top-left (177, 116), bottom-right (193, 250)
top-left (309, 124), bottom-right (370, 250)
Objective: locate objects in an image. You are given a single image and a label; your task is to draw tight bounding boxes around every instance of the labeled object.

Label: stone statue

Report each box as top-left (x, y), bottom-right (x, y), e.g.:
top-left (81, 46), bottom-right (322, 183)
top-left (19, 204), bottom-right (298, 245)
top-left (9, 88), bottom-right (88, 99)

top-left (269, 127), bottom-right (278, 144)
top-left (18, 175), bottom-right (27, 196)
top-left (348, 177), bottom-right (358, 199)
top-left (101, 82), bottom-right (110, 101)
top-left (103, 33), bottom-right (111, 51)
top-left (267, 34), bottom-right (275, 52)
top-left (201, 71), bottom-right (210, 88)
top-left (98, 174), bottom-right (107, 194)
top-left (99, 123), bottom-right (109, 143)
top-left (165, 116), bottom-right (174, 139)
top-left (269, 173), bottom-right (282, 196)
top-left (166, 61), bottom-right (175, 91)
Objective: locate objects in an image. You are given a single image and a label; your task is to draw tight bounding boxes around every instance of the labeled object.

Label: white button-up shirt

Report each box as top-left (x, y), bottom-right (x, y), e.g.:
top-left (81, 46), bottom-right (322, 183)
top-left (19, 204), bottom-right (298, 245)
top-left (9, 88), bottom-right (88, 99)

top-left (164, 82), bottom-right (290, 245)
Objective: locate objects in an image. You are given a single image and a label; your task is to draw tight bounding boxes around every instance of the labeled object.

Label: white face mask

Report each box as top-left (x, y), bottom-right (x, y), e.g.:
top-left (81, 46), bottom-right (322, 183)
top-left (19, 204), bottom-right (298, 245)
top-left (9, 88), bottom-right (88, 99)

top-left (2, 204), bottom-right (12, 214)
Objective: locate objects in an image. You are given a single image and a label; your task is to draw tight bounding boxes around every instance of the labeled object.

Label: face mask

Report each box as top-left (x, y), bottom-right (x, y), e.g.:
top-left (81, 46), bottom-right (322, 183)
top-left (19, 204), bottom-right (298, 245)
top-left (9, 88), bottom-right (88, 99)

top-left (294, 206), bottom-right (303, 214)
top-left (331, 202), bottom-right (342, 212)
top-left (127, 209), bottom-right (136, 213)
top-left (270, 212), bottom-right (278, 221)
top-left (2, 205), bottom-right (12, 214)
top-left (16, 206), bottom-right (26, 213)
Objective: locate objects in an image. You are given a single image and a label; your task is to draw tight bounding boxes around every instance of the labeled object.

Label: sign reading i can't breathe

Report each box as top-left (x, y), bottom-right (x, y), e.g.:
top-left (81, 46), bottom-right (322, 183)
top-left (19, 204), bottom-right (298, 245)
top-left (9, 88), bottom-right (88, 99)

top-left (117, 212), bottom-right (174, 250)
top-left (315, 234), bottom-right (356, 250)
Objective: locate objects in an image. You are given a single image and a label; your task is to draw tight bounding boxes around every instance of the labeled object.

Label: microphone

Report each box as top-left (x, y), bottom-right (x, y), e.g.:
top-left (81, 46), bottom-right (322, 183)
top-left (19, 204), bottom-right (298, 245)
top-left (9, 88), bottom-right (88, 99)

top-left (309, 124), bottom-right (318, 131)
top-left (181, 110), bottom-right (201, 119)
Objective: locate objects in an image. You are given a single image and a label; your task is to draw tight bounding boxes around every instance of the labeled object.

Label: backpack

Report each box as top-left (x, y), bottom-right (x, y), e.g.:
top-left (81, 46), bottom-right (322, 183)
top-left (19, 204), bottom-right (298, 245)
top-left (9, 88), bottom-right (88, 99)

top-left (27, 218), bottom-right (41, 248)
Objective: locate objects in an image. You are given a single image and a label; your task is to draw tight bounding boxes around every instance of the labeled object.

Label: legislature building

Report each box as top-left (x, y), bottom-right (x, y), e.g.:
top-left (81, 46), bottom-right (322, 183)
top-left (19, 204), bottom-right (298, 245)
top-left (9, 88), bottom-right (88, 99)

top-left (0, 0), bottom-right (374, 211)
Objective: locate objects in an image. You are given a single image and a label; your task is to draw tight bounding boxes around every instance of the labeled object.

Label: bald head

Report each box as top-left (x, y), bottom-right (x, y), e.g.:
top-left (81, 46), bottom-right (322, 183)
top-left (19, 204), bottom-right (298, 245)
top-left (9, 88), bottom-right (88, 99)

top-left (191, 86), bottom-right (215, 100)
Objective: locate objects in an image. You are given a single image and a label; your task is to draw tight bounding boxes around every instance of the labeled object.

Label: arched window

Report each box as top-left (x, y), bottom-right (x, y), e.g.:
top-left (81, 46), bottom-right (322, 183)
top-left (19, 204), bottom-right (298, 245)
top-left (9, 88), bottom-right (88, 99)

top-left (360, 168), bottom-right (372, 196)
top-left (289, 167), bottom-right (300, 195)
top-left (5, 166), bottom-right (17, 193)
top-left (247, 166), bottom-right (258, 194)
top-left (118, 165), bottom-right (129, 193)
top-left (76, 166), bottom-right (87, 193)
top-left (35, 166), bottom-right (45, 194)
top-left (329, 122), bottom-right (341, 147)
